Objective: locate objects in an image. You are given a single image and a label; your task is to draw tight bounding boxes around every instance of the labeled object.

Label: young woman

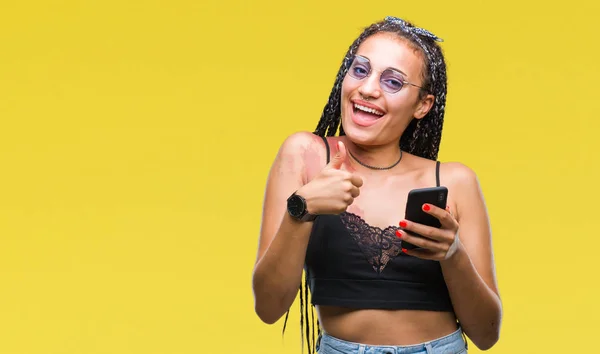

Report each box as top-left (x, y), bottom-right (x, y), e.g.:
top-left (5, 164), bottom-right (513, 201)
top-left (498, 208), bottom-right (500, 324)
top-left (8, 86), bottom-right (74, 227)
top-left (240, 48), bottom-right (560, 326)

top-left (252, 17), bottom-right (502, 354)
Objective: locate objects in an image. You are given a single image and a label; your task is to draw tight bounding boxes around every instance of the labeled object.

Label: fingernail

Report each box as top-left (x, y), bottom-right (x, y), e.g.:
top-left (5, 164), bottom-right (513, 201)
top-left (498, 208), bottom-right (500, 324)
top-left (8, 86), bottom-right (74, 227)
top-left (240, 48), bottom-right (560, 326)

top-left (399, 221), bottom-right (407, 228)
top-left (395, 230), bottom-right (402, 238)
top-left (423, 204), bottom-right (430, 211)
top-left (402, 248), bottom-right (408, 253)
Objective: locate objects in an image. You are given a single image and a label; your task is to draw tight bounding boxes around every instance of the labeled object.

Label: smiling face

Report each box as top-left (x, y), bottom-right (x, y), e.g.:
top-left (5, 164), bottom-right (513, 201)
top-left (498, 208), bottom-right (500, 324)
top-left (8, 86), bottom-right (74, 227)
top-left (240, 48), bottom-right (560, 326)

top-left (340, 32), bottom-right (434, 146)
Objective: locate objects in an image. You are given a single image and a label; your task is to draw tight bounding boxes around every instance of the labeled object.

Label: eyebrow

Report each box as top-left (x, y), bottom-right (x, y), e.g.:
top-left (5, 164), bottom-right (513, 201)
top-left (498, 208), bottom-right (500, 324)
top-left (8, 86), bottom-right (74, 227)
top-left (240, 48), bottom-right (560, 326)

top-left (355, 54), bottom-right (409, 78)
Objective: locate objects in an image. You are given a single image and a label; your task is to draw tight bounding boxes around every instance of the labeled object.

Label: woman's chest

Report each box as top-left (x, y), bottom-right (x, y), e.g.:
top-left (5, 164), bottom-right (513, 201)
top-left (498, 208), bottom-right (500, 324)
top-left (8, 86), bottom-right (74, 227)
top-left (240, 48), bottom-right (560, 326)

top-left (345, 175), bottom-right (432, 230)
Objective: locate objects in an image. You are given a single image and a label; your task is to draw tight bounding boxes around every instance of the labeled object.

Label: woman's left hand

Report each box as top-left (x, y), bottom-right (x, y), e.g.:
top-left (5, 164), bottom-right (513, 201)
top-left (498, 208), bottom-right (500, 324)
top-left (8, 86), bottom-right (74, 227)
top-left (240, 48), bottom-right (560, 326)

top-left (396, 203), bottom-right (461, 261)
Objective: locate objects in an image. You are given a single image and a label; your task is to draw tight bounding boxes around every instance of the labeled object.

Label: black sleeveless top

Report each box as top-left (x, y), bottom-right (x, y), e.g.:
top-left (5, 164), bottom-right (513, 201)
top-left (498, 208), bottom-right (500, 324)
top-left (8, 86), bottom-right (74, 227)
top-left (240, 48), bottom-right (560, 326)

top-left (304, 137), bottom-right (454, 312)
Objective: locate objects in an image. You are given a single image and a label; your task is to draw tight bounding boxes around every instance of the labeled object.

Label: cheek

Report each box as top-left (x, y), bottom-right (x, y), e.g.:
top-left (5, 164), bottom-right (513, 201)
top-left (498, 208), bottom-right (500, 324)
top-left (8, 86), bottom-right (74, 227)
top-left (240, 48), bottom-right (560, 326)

top-left (340, 77), bottom-right (353, 114)
top-left (340, 76), bottom-right (352, 98)
top-left (388, 99), bottom-right (409, 114)
top-left (387, 96), bottom-right (418, 123)
top-left (391, 91), bottom-right (420, 112)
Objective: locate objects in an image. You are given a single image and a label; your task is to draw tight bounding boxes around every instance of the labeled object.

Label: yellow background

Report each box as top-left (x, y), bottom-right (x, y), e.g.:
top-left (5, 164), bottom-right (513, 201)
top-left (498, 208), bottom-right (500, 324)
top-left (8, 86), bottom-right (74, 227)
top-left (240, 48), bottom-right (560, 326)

top-left (1, 0), bottom-right (598, 353)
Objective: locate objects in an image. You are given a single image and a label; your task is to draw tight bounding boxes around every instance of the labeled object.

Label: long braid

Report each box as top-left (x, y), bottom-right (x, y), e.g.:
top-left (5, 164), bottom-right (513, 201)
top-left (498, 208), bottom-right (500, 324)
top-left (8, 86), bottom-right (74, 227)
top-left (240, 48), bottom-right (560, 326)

top-left (287, 17), bottom-right (449, 354)
top-left (400, 38), bottom-right (447, 160)
top-left (282, 272), bottom-right (318, 354)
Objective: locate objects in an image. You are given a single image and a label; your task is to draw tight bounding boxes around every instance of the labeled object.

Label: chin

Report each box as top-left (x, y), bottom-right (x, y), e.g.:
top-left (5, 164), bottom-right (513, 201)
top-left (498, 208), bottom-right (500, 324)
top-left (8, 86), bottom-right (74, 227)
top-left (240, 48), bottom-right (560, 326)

top-left (341, 120), bottom-right (381, 146)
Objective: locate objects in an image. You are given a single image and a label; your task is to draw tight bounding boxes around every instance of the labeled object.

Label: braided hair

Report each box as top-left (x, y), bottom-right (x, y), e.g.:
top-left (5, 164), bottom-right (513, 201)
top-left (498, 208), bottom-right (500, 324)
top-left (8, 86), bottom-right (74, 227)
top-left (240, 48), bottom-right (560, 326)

top-left (283, 17), bottom-right (449, 354)
top-left (314, 17), bottom-right (448, 160)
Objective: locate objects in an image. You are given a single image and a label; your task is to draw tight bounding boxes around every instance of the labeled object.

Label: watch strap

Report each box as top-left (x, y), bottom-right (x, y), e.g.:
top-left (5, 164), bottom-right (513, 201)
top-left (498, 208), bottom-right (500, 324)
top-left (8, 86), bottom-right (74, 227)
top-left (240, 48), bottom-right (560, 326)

top-left (299, 211), bottom-right (318, 222)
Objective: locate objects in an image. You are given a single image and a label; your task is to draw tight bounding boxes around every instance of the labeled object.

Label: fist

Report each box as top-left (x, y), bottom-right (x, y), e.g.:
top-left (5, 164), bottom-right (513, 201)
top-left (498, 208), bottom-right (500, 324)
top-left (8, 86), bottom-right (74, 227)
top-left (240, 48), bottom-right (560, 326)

top-left (298, 141), bottom-right (363, 215)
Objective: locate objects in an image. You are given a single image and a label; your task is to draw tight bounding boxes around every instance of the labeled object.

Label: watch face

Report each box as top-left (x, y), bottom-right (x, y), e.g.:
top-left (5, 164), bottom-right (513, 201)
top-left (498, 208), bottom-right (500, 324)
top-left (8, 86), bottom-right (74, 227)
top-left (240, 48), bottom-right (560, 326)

top-left (287, 195), bottom-right (306, 218)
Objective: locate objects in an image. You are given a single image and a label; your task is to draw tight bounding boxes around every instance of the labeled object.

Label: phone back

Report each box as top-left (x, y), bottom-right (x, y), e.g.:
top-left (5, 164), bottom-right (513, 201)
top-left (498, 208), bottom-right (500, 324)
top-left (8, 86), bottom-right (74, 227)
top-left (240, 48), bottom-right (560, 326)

top-left (402, 187), bottom-right (448, 249)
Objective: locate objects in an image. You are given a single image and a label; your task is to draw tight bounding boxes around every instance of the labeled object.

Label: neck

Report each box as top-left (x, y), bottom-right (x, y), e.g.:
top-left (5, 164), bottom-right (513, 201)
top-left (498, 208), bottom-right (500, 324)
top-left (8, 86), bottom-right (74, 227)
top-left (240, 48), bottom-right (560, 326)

top-left (344, 138), bottom-right (403, 171)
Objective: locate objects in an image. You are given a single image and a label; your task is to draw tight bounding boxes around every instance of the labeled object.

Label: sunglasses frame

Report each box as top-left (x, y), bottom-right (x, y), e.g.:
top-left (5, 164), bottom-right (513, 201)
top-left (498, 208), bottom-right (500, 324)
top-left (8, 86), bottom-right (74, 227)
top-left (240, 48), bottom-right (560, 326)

top-left (347, 55), bottom-right (423, 94)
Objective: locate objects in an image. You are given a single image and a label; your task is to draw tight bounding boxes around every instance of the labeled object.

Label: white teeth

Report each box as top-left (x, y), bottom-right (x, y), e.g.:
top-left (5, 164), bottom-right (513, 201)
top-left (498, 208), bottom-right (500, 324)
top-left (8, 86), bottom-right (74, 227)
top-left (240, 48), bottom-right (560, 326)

top-left (354, 104), bottom-right (384, 116)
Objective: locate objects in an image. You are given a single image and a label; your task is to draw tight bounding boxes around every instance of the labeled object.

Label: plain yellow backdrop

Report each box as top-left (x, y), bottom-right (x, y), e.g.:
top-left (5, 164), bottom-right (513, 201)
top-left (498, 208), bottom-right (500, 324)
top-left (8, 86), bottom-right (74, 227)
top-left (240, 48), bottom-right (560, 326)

top-left (1, 0), bottom-right (599, 353)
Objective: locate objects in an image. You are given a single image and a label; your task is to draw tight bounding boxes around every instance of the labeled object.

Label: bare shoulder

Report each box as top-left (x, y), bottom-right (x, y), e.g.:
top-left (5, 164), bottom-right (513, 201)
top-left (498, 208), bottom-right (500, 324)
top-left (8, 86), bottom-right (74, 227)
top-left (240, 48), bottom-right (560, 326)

top-left (276, 131), bottom-right (326, 165)
top-left (275, 131), bottom-right (328, 182)
top-left (403, 155), bottom-right (478, 190)
top-left (439, 161), bottom-right (480, 189)
top-left (438, 161), bottom-right (489, 226)
top-left (279, 131), bottom-right (322, 152)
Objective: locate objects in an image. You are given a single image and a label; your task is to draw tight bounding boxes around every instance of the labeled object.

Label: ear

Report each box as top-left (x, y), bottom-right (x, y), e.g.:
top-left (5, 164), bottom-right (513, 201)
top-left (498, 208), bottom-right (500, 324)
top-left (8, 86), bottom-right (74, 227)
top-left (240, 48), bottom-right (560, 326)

top-left (413, 94), bottom-right (435, 119)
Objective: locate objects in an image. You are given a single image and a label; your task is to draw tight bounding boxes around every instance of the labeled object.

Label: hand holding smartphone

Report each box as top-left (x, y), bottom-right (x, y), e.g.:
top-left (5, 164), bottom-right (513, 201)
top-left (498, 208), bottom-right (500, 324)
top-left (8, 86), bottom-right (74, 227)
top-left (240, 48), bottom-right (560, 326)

top-left (401, 186), bottom-right (448, 250)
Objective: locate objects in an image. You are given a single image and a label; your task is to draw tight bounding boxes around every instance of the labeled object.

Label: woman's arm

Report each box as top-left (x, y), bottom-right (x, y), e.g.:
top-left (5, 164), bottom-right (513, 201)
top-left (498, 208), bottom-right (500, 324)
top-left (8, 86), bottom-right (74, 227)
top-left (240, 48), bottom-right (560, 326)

top-left (440, 163), bottom-right (502, 350)
top-left (397, 162), bottom-right (502, 350)
top-left (252, 132), bottom-right (316, 324)
top-left (253, 133), bottom-right (361, 324)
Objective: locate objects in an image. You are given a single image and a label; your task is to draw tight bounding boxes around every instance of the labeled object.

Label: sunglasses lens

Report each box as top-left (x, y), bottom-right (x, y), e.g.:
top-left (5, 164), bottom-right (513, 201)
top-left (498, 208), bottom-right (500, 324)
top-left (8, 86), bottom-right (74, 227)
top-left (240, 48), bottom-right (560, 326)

top-left (380, 69), bottom-right (405, 93)
top-left (348, 57), bottom-right (369, 80)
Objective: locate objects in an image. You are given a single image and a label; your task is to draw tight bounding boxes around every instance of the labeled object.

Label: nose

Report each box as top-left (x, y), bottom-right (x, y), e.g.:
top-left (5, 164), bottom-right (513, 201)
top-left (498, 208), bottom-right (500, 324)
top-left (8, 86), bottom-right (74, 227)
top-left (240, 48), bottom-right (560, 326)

top-left (357, 73), bottom-right (382, 100)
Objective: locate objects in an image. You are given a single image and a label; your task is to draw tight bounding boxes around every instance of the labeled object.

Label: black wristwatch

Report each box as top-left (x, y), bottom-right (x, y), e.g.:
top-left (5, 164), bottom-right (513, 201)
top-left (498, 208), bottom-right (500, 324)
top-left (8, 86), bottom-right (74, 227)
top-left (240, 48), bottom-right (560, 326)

top-left (286, 192), bottom-right (318, 222)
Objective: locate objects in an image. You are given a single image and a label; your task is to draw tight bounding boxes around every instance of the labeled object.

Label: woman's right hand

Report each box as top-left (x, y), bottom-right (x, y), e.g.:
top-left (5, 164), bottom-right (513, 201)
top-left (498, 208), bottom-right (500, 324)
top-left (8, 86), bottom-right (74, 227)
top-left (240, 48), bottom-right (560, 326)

top-left (296, 141), bottom-right (363, 215)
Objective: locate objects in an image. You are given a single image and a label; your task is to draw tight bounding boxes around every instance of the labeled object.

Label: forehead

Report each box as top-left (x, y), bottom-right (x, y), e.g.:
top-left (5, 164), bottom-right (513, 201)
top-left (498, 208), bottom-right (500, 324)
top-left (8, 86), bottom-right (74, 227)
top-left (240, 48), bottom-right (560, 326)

top-left (355, 32), bottom-right (424, 79)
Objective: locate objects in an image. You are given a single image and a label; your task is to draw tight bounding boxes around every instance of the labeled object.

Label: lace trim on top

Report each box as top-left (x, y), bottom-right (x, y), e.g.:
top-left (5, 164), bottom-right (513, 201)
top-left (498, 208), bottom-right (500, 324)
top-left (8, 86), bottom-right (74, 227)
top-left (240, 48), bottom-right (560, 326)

top-left (339, 212), bottom-right (403, 274)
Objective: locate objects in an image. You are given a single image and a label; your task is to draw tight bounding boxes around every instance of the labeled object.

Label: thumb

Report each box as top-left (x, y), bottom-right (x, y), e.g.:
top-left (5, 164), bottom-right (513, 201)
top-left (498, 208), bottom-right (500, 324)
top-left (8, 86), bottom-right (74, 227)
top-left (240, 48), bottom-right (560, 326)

top-left (328, 141), bottom-right (347, 170)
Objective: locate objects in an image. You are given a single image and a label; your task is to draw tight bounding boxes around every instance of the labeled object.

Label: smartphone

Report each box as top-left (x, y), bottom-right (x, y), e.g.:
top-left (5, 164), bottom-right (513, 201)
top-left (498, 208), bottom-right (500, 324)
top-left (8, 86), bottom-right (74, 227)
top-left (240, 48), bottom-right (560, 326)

top-left (402, 186), bottom-right (448, 250)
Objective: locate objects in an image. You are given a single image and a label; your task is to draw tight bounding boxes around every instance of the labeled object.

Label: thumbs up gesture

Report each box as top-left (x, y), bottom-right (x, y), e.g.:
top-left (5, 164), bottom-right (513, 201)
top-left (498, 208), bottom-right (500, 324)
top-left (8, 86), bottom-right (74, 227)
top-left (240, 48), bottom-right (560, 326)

top-left (328, 140), bottom-right (349, 170)
top-left (296, 141), bottom-right (364, 215)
